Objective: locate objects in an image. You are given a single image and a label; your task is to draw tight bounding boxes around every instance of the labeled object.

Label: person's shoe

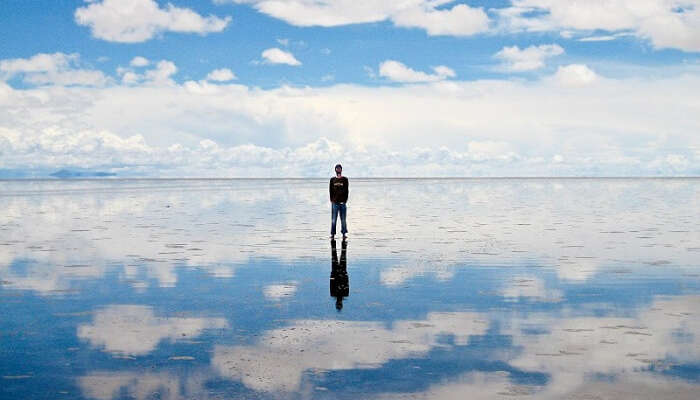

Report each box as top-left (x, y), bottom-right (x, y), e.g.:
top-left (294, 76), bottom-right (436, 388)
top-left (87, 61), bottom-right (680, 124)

top-left (342, 234), bottom-right (347, 241)
top-left (330, 234), bottom-right (335, 240)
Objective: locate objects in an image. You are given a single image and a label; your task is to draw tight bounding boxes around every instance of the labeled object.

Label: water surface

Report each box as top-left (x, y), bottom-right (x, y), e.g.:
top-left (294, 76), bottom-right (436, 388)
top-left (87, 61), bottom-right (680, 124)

top-left (1, 178), bottom-right (698, 399)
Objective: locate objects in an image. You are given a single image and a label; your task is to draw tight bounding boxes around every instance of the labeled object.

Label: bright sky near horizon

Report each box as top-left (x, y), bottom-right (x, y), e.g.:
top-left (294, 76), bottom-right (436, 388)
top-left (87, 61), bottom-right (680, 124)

top-left (0, 0), bottom-right (699, 177)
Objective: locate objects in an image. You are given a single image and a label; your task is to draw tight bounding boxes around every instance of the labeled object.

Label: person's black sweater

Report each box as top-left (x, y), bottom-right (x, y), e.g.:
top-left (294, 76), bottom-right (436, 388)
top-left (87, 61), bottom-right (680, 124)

top-left (329, 176), bottom-right (349, 203)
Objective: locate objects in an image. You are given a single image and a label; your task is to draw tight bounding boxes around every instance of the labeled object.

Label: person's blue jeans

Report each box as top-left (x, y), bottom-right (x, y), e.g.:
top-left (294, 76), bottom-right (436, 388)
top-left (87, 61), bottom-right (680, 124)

top-left (331, 202), bottom-right (347, 235)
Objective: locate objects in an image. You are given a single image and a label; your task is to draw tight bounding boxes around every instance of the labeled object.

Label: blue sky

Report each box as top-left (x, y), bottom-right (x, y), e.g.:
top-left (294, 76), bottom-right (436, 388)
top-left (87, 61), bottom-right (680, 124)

top-left (1, 0), bottom-right (699, 176)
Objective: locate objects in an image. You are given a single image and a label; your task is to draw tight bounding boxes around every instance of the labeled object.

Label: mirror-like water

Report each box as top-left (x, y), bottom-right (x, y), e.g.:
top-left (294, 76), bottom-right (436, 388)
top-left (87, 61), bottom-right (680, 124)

top-left (1, 178), bottom-right (698, 399)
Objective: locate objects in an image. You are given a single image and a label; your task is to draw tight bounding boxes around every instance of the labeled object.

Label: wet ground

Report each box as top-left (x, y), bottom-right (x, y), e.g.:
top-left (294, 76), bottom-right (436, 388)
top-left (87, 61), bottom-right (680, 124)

top-left (1, 178), bottom-right (698, 399)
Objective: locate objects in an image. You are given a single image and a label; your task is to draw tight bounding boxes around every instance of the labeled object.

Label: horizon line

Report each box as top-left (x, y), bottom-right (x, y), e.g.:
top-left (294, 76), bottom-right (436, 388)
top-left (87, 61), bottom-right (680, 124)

top-left (2, 176), bottom-right (699, 181)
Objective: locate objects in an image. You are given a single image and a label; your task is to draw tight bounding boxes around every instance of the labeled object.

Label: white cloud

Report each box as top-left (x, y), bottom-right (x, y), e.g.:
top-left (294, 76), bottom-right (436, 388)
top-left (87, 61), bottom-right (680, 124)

top-left (73, 297), bottom-right (700, 400)
top-left (578, 35), bottom-right (616, 42)
top-left (0, 52), bottom-right (76, 75)
top-left (118, 59), bottom-right (178, 85)
top-left (379, 60), bottom-right (455, 83)
top-left (381, 260), bottom-right (455, 287)
top-left (220, 1), bottom-right (489, 36)
top-left (130, 56), bottom-right (150, 67)
top-left (494, 44), bottom-right (564, 71)
top-left (371, 295), bottom-right (700, 400)
top-left (504, 295), bottom-right (700, 397)
top-left (497, 0), bottom-right (700, 52)
top-left (145, 60), bottom-right (177, 83)
top-left (1, 53), bottom-right (699, 176)
top-left (220, 1), bottom-right (699, 50)
top-left (263, 282), bottom-right (298, 300)
top-left (206, 68), bottom-right (237, 82)
top-left (500, 276), bottom-right (562, 301)
top-left (23, 69), bottom-right (109, 86)
top-left (75, 0), bottom-right (231, 43)
top-left (0, 52), bottom-right (108, 86)
top-left (374, 371), bottom-right (528, 400)
top-left (221, 0), bottom-right (412, 27)
top-left (363, 65), bottom-right (376, 78)
top-left (212, 313), bottom-right (488, 392)
top-left (79, 371), bottom-right (213, 400)
top-left (261, 48), bottom-right (301, 66)
top-left (391, 3), bottom-right (490, 36)
top-left (77, 305), bottom-right (227, 356)
top-left (553, 64), bottom-right (599, 87)
top-left (2, 175), bottom-right (698, 304)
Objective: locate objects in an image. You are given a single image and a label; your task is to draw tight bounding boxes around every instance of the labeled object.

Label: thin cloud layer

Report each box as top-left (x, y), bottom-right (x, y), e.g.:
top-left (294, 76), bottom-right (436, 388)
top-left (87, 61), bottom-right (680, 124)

top-left (0, 52), bottom-right (108, 87)
top-left (379, 60), bottom-right (456, 83)
top-left (75, 0), bottom-right (231, 43)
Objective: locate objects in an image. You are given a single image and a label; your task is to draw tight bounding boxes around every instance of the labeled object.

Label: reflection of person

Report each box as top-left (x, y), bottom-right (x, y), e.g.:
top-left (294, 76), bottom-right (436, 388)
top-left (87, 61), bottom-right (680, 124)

top-left (330, 239), bottom-right (349, 311)
top-left (329, 163), bottom-right (348, 240)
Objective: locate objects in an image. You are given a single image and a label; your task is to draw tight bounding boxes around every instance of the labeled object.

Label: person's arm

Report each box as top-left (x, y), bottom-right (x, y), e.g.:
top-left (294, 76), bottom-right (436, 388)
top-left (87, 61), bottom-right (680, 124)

top-left (329, 178), bottom-right (333, 202)
top-left (343, 178), bottom-right (349, 203)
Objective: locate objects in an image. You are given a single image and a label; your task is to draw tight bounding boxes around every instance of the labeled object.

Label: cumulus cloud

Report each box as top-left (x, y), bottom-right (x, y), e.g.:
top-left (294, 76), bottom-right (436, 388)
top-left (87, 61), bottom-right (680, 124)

top-left (391, 2), bottom-right (490, 36)
top-left (219, 1), bottom-right (489, 36)
top-left (494, 44), bottom-right (564, 71)
top-left (77, 305), bottom-right (227, 355)
top-left (0, 52), bottom-right (108, 86)
top-left (497, 0), bottom-right (700, 52)
top-left (261, 48), bottom-right (301, 66)
top-left (118, 59), bottom-right (178, 85)
top-left (0, 53), bottom-right (699, 176)
top-left (213, 313), bottom-right (488, 392)
top-left (144, 60), bottom-right (177, 83)
top-left (379, 60), bottom-right (455, 83)
top-left (553, 64), bottom-right (599, 87)
top-left (130, 56), bottom-right (149, 67)
top-left (75, 0), bottom-right (231, 43)
top-left (206, 68), bottom-right (237, 82)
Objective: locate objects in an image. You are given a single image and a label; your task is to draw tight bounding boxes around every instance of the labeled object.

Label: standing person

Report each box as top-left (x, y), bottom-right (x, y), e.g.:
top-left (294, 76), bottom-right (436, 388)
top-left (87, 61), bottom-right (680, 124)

top-left (329, 163), bottom-right (348, 240)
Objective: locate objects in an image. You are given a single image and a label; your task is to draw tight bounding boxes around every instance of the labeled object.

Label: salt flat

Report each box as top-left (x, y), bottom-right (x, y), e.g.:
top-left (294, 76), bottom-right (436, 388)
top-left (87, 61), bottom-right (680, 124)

top-left (1, 178), bottom-right (698, 399)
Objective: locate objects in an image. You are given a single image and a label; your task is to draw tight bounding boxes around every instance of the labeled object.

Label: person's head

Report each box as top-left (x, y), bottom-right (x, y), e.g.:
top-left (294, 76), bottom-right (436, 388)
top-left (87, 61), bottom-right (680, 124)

top-left (335, 297), bottom-right (343, 311)
top-left (334, 164), bottom-right (342, 176)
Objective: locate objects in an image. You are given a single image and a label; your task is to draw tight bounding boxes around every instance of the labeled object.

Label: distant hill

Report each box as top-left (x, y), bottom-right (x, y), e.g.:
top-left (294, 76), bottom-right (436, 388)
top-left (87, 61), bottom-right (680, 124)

top-left (50, 169), bottom-right (117, 178)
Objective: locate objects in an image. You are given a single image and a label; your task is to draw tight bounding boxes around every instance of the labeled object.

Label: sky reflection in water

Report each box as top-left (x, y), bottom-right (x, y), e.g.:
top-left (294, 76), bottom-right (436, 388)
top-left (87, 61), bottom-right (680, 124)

top-left (1, 178), bottom-right (698, 399)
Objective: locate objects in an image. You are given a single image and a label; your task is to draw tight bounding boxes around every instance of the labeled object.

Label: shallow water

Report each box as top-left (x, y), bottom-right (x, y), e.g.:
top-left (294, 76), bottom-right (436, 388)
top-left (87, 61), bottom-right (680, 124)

top-left (1, 178), bottom-right (698, 399)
